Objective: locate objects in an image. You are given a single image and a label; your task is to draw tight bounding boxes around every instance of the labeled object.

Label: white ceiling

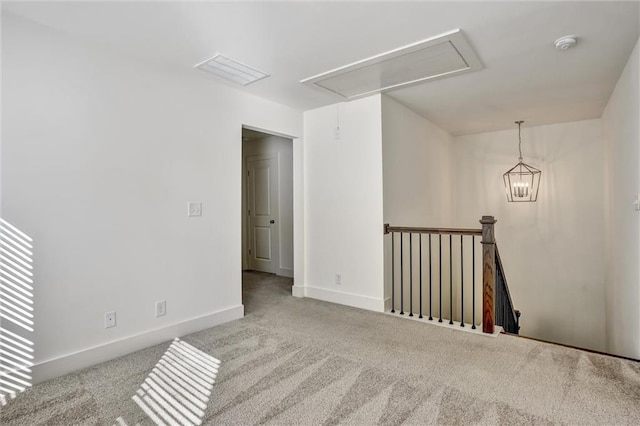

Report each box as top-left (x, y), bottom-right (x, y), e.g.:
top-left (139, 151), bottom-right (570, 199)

top-left (4, 1), bottom-right (639, 135)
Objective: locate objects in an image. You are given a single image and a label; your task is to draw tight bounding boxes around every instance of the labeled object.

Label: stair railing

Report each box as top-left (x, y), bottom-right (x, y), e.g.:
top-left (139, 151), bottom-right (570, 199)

top-left (495, 244), bottom-right (521, 334)
top-left (384, 215), bottom-right (520, 334)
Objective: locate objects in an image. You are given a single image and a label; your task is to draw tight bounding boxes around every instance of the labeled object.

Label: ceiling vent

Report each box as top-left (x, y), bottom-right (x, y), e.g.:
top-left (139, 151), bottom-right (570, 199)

top-left (195, 54), bottom-right (270, 86)
top-left (300, 29), bottom-right (483, 100)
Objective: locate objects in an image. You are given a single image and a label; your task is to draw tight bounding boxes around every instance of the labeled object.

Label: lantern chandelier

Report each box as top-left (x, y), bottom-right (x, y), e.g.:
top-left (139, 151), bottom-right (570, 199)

top-left (503, 121), bottom-right (541, 202)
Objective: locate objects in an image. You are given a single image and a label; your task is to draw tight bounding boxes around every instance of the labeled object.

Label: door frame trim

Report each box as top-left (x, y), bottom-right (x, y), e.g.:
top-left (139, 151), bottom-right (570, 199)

top-left (241, 124), bottom-right (303, 293)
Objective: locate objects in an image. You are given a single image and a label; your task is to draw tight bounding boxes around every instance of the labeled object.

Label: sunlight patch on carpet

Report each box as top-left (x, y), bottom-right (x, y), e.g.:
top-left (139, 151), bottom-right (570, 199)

top-left (116, 338), bottom-right (220, 426)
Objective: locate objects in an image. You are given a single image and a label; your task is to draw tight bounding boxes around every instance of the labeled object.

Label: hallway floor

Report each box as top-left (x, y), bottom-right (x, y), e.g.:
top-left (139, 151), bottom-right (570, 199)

top-left (242, 270), bottom-right (293, 316)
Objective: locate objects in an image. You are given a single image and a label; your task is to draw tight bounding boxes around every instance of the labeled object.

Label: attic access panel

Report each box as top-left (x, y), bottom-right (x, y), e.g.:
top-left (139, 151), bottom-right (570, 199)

top-left (300, 29), bottom-right (483, 100)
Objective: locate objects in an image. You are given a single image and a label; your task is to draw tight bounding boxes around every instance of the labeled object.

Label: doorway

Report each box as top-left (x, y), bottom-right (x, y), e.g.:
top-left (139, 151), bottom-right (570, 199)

top-left (241, 127), bottom-right (294, 304)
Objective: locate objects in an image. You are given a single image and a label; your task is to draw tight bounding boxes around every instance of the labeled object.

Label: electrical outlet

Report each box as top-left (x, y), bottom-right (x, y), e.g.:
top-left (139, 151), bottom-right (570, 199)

top-left (156, 300), bottom-right (166, 317)
top-left (335, 273), bottom-right (342, 285)
top-left (105, 311), bottom-right (116, 328)
top-left (188, 202), bottom-right (202, 217)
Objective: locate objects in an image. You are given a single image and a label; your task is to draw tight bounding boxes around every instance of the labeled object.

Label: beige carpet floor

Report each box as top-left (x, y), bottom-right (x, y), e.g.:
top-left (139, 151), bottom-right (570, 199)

top-left (1, 271), bottom-right (639, 425)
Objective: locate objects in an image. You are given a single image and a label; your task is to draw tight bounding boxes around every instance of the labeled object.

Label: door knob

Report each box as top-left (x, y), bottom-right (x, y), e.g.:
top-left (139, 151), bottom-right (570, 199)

top-left (270, 220), bottom-right (275, 224)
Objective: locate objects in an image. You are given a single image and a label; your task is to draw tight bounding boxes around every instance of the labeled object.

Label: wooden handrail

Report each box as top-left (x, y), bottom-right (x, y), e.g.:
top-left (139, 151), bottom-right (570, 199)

top-left (495, 245), bottom-right (517, 319)
top-left (384, 224), bottom-right (482, 235)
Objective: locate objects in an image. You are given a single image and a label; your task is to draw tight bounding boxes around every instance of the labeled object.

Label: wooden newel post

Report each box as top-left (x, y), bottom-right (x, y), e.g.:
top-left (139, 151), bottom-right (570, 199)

top-left (480, 216), bottom-right (497, 334)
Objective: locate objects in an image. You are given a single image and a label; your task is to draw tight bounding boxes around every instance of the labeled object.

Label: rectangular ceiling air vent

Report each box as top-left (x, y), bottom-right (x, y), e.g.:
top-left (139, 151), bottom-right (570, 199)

top-left (195, 54), bottom-right (270, 86)
top-left (300, 29), bottom-right (483, 100)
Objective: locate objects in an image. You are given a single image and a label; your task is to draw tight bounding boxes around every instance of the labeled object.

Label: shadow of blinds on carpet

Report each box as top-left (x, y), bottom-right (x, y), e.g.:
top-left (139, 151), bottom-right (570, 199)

top-left (115, 338), bottom-right (220, 426)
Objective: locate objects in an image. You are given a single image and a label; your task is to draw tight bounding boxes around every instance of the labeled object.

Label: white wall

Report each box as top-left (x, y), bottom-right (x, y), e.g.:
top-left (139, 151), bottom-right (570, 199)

top-left (602, 38), bottom-right (640, 359)
top-left (300, 96), bottom-right (385, 311)
top-left (242, 134), bottom-right (294, 277)
top-left (454, 120), bottom-right (606, 351)
top-left (1, 13), bottom-right (302, 381)
top-left (381, 96), bottom-right (461, 317)
top-left (382, 96), bottom-right (455, 226)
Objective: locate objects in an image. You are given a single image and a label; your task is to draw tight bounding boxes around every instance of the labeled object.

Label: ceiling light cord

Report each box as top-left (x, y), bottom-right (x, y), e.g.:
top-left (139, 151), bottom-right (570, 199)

top-left (516, 120), bottom-right (524, 162)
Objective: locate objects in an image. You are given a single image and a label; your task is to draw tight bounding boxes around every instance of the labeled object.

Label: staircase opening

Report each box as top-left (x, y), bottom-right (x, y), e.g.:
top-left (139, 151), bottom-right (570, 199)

top-left (384, 215), bottom-right (520, 336)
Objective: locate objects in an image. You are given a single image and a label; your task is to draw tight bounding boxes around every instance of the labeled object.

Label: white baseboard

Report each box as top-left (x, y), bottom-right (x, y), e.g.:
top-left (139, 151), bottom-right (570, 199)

top-left (32, 305), bottom-right (244, 385)
top-left (384, 311), bottom-right (503, 337)
top-left (292, 284), bottom-right (305, 298)
top-left (296, 285), bottom-right (385, 312)
top-left (278, 268), bottom-right (294, 278)
top-left (384, 297), bottom-right (392, 312)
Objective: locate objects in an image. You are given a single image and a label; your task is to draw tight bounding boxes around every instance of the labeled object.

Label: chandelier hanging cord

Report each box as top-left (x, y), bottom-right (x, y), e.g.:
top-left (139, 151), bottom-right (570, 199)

top-left (516, 120), bottom-right (524, 162)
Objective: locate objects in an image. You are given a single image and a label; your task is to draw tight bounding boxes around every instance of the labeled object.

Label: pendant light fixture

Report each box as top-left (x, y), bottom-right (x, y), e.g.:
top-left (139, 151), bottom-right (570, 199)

top-left (503, 121), bottom-right (541, 202)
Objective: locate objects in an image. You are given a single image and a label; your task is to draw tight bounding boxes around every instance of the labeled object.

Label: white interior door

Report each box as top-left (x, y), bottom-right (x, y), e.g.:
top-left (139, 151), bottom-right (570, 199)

top-left (247, 155), bottom-right (279, 273)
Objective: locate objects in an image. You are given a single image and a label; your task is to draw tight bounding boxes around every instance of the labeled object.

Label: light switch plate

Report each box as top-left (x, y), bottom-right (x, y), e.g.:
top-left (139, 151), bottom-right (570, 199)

top-left (188, 202), bottom-right (202, 217)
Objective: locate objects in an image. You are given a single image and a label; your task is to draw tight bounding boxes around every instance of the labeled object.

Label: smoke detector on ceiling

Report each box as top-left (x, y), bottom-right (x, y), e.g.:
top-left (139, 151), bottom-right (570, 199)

top-left (554, 36), bottom-right (577, 51)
